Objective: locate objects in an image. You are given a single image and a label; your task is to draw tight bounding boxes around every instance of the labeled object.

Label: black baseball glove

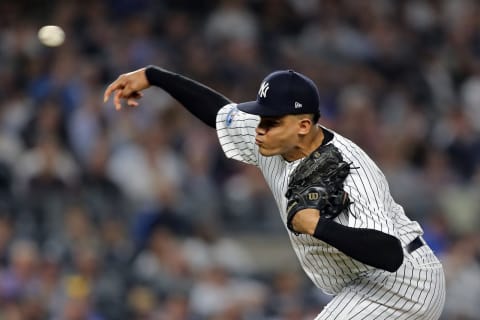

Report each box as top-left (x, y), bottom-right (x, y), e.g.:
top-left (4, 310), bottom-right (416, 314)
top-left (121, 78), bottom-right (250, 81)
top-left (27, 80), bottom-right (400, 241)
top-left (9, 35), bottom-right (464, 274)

top-left (285, 143), bottom-right (352, 233)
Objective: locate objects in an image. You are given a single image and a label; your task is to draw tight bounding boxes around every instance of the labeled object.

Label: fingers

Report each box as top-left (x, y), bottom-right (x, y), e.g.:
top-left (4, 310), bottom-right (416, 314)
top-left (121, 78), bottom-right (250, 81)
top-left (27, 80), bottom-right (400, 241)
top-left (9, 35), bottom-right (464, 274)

top-left (103, 84), bottom-right (114, 103)
top-left (127, 98), bottom-right (139, 107)
top-left (131, 91), bottom-right (143, 100)
top-left (104, 78), bottom-right (124, 103)
top-left (127, 92), bottom-right (143, 107)
top-left (104, 73), bottom-right (144, 110)
top-left (112, 90), bottom-right (142, 110)
top-left (122, 83), bottom-right (135, 99)
top-left (114, 90), bottom-right (123, 110)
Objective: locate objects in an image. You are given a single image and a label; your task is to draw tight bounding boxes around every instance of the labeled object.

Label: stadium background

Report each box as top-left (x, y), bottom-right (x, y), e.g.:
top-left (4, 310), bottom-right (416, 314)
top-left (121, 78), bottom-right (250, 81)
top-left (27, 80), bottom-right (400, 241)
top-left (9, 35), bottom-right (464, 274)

top-left (0, 0), bottom-right (479, 319)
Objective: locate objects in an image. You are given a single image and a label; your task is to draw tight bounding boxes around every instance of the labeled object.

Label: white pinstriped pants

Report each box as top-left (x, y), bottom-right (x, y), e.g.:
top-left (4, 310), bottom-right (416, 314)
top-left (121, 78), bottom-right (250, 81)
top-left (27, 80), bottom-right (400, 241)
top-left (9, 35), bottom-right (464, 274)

top-left (315, 245), bottom-right (446, 320)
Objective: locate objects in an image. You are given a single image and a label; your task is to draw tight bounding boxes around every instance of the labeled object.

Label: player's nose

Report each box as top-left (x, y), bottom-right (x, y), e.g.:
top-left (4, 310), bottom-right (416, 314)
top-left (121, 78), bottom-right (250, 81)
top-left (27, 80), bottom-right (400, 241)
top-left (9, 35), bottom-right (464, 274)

top-left (255, 125), bottom-right (266, 136)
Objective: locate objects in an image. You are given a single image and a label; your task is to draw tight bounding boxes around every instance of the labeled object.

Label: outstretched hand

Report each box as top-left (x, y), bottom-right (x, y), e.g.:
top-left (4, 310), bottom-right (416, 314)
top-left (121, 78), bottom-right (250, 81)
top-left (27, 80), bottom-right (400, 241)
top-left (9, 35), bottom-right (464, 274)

top-left (103, 67), bottom-right (150, 110)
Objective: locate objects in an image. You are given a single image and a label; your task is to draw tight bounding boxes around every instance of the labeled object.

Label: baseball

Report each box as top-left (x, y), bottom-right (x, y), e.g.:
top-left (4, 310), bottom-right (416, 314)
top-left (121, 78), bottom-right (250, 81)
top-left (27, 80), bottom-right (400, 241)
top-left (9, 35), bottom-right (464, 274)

top-left (38, 25), bottom-right (65, 47)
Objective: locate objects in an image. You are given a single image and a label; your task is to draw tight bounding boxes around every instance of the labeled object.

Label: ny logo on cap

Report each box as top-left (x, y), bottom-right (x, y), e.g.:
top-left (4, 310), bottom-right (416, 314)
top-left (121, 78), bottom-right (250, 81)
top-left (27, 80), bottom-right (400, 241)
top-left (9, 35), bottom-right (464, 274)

top-left (258, 81), bottom-right (269, 98)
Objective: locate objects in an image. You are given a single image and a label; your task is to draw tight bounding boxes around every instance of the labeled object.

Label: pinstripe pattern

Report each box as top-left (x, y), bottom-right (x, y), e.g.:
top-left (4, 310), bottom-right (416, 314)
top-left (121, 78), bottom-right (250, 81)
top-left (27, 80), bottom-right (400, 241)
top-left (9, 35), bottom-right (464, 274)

top-left (216, 104), bottom-right (445, 319)
top-left (315, 246), bottom-right (445, 319)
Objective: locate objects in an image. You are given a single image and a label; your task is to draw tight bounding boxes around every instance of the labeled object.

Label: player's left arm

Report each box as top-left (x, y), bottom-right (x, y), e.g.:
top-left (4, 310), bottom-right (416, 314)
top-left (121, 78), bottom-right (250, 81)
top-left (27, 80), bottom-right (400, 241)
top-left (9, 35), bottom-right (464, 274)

top-left (291, 210), bottom-right (403, 272)
top-left (287, 145), bottom-right (403, 272)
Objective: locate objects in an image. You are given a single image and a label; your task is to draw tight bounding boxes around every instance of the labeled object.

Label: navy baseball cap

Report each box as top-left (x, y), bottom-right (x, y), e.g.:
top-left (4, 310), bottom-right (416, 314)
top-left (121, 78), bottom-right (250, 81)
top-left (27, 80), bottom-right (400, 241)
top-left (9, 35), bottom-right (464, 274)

top-left (237, 70), bottom-right (321, 117)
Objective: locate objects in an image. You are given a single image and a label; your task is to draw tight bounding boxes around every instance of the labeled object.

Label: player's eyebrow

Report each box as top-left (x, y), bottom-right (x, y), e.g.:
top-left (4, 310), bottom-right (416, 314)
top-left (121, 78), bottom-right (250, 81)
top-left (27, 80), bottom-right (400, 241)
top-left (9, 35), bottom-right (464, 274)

top-left (261, 116), bottom-right (284, 122)
top-left (259, 117), bottom-right (282, 127)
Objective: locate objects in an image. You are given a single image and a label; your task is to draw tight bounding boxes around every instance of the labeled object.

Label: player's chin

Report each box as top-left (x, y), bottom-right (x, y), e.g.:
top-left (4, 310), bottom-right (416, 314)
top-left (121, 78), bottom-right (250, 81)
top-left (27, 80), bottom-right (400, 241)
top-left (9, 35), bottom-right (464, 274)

top-left (258, 146), bottom-right (281, 157)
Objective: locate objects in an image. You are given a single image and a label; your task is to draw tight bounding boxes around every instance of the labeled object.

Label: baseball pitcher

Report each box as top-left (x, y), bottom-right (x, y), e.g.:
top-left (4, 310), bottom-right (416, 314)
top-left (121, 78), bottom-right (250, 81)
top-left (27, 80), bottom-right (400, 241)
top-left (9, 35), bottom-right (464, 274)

top-left (104, 66), bottom-right (445, 319)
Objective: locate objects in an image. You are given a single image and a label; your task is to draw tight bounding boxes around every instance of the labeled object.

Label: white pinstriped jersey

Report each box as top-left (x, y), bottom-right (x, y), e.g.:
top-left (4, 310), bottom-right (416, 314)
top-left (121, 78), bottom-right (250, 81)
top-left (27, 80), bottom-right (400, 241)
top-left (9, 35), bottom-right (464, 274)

top-left (216, 100), bottom-right (446, 318)
top-left (216, 103), bottom-right (428, 294)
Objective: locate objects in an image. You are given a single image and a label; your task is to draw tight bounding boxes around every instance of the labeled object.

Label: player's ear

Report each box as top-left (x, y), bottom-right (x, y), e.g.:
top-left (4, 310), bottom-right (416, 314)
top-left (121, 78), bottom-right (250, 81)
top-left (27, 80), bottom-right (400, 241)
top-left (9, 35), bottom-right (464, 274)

top-left (297, 115), bottom-right (314, 135)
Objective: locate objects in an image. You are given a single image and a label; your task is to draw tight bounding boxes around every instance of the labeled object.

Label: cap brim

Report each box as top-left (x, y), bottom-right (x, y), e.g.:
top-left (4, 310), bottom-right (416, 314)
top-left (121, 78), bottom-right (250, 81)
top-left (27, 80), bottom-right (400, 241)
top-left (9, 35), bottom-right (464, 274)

top-left (237, 101), bottom-right (284, 117)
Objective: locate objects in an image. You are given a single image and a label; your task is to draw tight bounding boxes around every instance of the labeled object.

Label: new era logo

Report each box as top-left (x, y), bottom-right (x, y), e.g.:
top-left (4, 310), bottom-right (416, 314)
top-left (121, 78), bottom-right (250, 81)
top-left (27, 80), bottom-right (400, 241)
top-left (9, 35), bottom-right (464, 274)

top-left (295, 101), bottom-right (303, 108)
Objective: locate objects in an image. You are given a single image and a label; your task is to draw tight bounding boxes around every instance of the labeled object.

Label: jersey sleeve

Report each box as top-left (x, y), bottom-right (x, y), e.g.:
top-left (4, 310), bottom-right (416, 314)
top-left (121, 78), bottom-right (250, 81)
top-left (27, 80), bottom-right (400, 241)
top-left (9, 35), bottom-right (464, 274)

top-left (341, 154), bottom-right (400, 238)
top-left (216, 103), bottom-right (260, 166)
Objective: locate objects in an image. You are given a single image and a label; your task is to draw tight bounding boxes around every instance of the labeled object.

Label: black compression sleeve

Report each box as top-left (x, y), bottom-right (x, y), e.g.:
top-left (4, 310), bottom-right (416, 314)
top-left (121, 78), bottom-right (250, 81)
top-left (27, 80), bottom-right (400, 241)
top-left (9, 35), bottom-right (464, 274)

top-left (145, 66), bottom-right (232, 128)
top-left (313, 219), bottom-right (404, 272)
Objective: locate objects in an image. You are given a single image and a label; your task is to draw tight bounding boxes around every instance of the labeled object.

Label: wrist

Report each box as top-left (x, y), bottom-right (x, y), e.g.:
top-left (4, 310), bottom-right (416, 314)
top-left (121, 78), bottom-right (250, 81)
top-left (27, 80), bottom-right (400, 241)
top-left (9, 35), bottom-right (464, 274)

top-left (313, 218), bottom-right (331, 238)
top-left (144, 65), bottom-right (156, 85)
top-left (291, 209), bottom-right (320, 235)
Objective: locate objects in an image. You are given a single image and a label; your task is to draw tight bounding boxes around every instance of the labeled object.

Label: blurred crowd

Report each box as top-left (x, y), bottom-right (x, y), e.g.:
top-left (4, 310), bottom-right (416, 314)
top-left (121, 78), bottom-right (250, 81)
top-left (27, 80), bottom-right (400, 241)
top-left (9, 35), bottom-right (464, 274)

top-left (0, 0), bottom-right (479, 319)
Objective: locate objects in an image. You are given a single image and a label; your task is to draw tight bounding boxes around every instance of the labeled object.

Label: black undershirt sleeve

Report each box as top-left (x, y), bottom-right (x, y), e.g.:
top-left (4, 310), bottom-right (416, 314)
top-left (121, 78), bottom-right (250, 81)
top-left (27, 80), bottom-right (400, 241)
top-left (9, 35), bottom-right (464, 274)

top-left (313, 219), bottom-right (404, 272)
top-left (145, 65), bottom-right (232, 128)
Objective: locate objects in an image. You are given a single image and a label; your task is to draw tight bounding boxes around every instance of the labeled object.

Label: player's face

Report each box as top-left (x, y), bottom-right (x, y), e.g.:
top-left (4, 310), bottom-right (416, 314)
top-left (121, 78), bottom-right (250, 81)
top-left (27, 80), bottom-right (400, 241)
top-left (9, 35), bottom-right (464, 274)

top-left (255, 115), bottom-right (306, 158)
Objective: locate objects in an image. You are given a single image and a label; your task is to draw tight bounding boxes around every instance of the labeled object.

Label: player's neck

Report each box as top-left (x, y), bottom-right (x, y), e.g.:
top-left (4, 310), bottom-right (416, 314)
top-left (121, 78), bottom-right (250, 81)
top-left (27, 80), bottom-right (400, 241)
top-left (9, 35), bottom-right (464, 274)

top-left (284, 125), bottom-right (324, 161)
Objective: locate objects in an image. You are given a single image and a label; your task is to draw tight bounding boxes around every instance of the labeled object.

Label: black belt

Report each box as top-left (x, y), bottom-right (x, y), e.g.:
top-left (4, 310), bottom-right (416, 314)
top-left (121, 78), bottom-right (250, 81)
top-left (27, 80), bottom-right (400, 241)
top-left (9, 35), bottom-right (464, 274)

top-left (406, 236), bottom-right (424, 254)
